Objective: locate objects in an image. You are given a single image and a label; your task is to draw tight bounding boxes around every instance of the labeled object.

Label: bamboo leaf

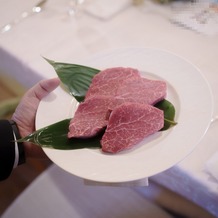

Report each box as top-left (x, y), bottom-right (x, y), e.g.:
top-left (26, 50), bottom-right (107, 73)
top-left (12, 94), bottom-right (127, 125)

top-left (18, 119), bottom-right (101, 149)
top-left (44, 58), bottom-right (100, 102)
top-left (154, 99), bottom-right (177, 131)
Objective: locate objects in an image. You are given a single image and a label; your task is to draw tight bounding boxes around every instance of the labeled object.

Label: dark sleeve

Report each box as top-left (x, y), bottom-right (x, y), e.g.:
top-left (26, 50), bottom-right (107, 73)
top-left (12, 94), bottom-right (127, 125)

top-left (0, 120), bottom-right (25, 181)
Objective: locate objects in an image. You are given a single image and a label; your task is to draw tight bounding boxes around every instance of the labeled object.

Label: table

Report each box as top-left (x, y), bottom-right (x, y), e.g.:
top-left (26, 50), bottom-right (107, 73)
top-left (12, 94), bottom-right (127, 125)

top-left (0, 0), bottom-right (218, 216)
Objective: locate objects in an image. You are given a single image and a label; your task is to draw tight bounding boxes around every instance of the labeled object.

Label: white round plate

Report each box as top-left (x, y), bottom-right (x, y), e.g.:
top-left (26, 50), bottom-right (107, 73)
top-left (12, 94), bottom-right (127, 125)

top-left (36, 48), bottom-right (214, 183)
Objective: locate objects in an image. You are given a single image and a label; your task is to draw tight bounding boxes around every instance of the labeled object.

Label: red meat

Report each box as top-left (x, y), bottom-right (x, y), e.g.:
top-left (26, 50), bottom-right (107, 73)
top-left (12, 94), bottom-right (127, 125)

top-left (101, 103), bottom-right (164, 153)
top-left (115, 77), bottom-right (167, 105)
top-left (68, 96), bottom-right (114, 138)
top-left (68, 67), bottom-right (166, 153)
top-left (85, 67), bottom-right (141, 100)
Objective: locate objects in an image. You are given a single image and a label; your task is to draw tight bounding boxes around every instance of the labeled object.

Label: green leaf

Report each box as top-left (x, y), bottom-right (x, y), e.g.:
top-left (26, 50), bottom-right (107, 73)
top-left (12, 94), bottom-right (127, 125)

top-left (44, 58), bottom-right (100, 102)
top-left (154, 99), bottom-right (177, 131)
top-left (17, 119), bottom-right (101, 149)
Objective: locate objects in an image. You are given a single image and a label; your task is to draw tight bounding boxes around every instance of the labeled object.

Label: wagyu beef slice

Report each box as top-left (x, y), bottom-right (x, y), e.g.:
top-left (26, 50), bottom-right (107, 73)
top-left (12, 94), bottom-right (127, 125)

top-left (115, 78), bottom-right (167, 105)
top-left (68, 96), bottom-right (114, 138)
top-left (101, 103), bottom-right (164, 153)
top-left (85, 67), bottom-right (140, 100)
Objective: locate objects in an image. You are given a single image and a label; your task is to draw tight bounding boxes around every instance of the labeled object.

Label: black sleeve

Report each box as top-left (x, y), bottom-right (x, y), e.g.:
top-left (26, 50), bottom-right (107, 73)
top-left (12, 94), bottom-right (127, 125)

top-left (0, 120), bottom-right (25, 181)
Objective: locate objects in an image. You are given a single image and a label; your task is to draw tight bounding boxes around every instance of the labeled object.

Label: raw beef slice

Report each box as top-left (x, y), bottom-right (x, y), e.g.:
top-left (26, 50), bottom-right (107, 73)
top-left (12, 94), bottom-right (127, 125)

top-left (101, 103), bottom-right (164, 153)
top-left (85, 67), bottom-right (140, 100)
top-left (68, 96), bottom-right (114, 138)
top-left (115, 77), bottom-right (167, 105)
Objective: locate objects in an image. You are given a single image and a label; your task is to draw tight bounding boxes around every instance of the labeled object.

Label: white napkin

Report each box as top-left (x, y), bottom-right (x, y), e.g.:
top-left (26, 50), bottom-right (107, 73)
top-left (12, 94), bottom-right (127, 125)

top-left (83, 0), bottom-right (131, 20)
top-left (84, 178), bottom-right (149, 187)
top-left (205, 151), bottom-right (218, 182)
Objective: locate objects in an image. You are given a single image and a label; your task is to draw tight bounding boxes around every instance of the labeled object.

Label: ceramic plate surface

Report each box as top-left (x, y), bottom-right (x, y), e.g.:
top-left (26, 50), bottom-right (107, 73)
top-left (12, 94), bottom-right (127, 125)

top-left (36, 48), bottom-right (213, 183)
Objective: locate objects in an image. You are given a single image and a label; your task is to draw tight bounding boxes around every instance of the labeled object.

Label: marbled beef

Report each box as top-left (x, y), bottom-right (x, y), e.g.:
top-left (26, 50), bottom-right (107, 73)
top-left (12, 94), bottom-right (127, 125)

top-left (101, 103), bottom-right (164, 153)
top-left (68, 67), bottom-right (166, 153)
top-left (115, 77), bottom-right (166, 105)
top-left (85, 67), bottom-right (140, 100)
top-left (68, 96), bottom-right (114, 138)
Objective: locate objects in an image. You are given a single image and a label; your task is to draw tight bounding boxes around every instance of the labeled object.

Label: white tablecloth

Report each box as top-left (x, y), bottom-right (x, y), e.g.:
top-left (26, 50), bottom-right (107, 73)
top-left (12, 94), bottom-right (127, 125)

top-left (0, 0), bottom-right (218, 216)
